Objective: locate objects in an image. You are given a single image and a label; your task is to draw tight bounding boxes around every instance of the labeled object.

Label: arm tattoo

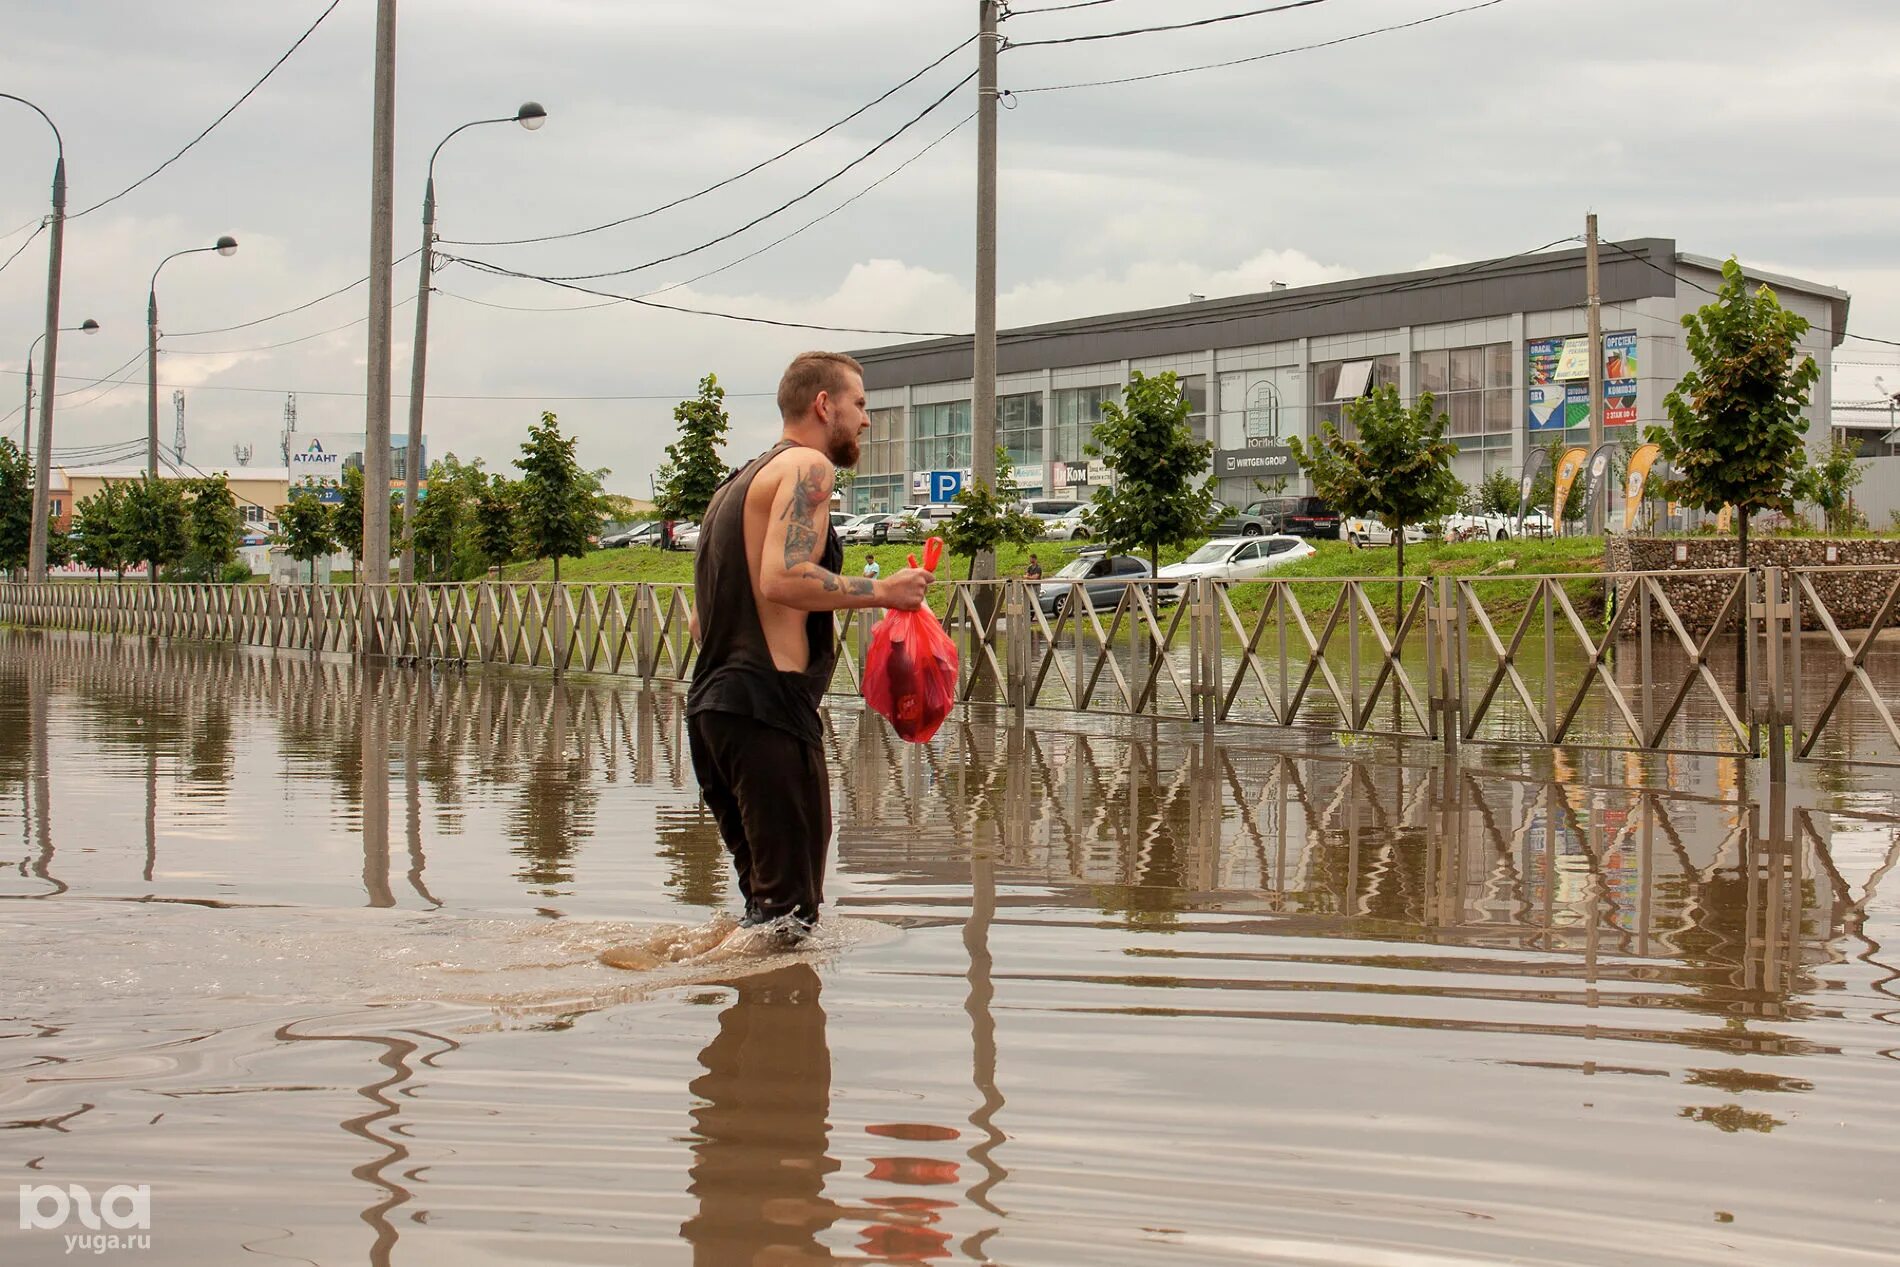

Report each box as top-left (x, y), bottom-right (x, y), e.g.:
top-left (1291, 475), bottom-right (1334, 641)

top-left (779, 461), bottom-right (832, 571)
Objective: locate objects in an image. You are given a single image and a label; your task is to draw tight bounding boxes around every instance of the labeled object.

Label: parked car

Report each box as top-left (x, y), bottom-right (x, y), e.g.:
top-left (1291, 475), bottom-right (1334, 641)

top-left (1154, 534), bottom-right (1315, 602)
top-left (843, 512), bottom-right (904, 544)
top-left (1035, 551), bottom-right (1154, 620)
top-left (1343, 517), bottom-right (1430, 549)
top-left (601, 521), bottom-right (660, 548)
top-left (1019, 498), bottom-right (1082, 520)
top-left (1439, 510), bottom-right (1556, 542)
top-left (1039, 505), bottom-right (1093, 541)
top-left (1213, 496), bottom-right (1341, 539)
top-left (829, 510), bottom-right (855, 533)
top-left (837, 513), bottom-right (881, 543)
top-left (887, 504), bottom-right (958, 543)
top-left (673, 521), bottom-right (702, 551)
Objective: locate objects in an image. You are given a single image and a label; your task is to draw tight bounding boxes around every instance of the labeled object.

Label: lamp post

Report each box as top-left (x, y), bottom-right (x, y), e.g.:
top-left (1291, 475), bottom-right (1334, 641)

top-left (400, 101), bottom-right (545, 584)
top-left (24, 319), bottom-right (99, 456)
top-left (147, 237), bottom-right (238, 475)
top-left (4, 92), bottom-right (67, 582)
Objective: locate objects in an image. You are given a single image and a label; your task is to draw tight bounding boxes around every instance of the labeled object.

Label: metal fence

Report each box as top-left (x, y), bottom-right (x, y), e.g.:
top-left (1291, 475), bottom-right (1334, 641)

top-left (5, 563), bottom-right (1897, 770)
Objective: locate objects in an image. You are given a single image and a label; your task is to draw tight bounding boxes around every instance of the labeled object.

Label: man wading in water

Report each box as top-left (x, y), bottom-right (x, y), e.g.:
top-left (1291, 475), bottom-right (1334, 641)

top-left (688, 351), bottom-right (932, 945)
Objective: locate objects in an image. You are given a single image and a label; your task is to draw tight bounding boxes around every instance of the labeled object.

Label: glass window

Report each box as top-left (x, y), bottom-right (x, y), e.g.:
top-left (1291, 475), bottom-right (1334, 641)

top-left (1052, 385), bottom-right (1119, 464)
top-left (996, 392), bottom-right (1044, 477)
top-left (1486, 344), bottom-right (1512, 389)
top-left (1450, 348), bottom-right (1483, 392)
top-left (1415, 343), bottom-right (1510, 440)
top-left (910, 400), bottom-right (971, 475)
top-left (1418, 350), bottom-right (1449, 395)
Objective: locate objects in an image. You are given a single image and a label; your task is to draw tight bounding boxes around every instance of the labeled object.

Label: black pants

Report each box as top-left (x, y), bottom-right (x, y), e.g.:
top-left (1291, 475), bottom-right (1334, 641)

top-left (687, 710), bottom-right (831, 923)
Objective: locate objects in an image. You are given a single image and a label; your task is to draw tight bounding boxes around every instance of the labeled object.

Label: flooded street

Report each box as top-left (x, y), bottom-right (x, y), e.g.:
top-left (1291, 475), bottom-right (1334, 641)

top-left (3, 630), bottom-right (1898, 1265)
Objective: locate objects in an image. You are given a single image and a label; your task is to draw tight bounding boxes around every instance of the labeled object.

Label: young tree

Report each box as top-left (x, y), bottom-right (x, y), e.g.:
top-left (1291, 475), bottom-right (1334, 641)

top-left (474, 473), bottom-right (520, 576)
top-left (1085, 370), bottom-right (1217, 574)
top-left (0, 438), bottom-right (31, 576)
top-left (411, 455), bottom-right (489, 581)
top-left (515, 411), bottom-right (608, 583)
top-left (276, 491), bottom-right (337, 585)
top-left (1647, 257), bottom-right (1820, 568)
top-left (653, 372), bottom-right (731, 522)
top-left (1793, 437), bottom-right (1866, 534)
top-left (73, 483), bottom-right (133, 579)
top-left (181, 474), bottom-right (241, 582)
top-left (333, 464), bottom-right (402, 575)
top-left (943, 446), bottom-right (1042, 579)
top-left (1476, 467), bottom-right (1519, 517)
top-left (121, 475), bottom-right (189, 585)
top-left (1290, 384), bottom-right (1461, 591)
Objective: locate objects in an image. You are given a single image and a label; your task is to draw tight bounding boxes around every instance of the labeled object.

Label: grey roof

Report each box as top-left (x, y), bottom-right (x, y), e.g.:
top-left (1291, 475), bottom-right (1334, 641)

top-left (853, 237), bottom-right (1850, 390)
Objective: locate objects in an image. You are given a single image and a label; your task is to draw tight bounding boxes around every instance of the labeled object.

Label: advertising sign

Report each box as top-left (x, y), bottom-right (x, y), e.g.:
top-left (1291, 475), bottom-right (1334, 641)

top-left (1553, 338), bottom-right (1591, 381)
top-left (1623, 441), bottom-right (1662, 531)
top-left (1214, 445), bottom-right (1296, 479)
top-left (287, 435), bottom-right (348, 484)
top-left (1528, 339), bottom-right (1591, 432)
top-left (928, 470), bottom-right (964, 503)
top-left (1550, 445), bottom-right (1589, 529)
top-left (1604, 331), bottom-right (1638, 427)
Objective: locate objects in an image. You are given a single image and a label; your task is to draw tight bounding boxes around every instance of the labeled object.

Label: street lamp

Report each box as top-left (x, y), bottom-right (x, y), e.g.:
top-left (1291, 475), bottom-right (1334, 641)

top-left (401, 101), bottom-right (546, 584)
top-left (3, 92), bottom-right (68, 582)
top-left (24, 318), bottom-right (99, 456)
top-left (147, 236), bottom-right (238, 476)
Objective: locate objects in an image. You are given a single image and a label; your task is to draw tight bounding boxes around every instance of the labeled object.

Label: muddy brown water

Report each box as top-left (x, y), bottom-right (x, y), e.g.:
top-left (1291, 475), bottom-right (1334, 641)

top-left (2, 630), bottom-right (1897, 1265)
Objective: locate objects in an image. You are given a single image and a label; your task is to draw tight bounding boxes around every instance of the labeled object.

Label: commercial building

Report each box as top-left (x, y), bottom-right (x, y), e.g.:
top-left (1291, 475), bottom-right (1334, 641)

top-left (848, 238), bottom-right (1847, 514)
top-left (47, 465), bottom-right (292, 535)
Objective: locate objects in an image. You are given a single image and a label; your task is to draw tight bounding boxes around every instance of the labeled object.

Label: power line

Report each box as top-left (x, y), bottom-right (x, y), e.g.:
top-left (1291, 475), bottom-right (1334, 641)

top-left (434, 290), bottom-right (622, 314)
top-left (1602, 241), bottom-right (1900, 350)
top-left (0, 221), bottom-right (46, 279)
top-left (0, 364), bottom-right (779, 402)
top-left (498, 69), bottom-right (976, 282)
top-left (1013, 0), bottom-right (1509, 93)
top-left (444, 258), bottom-right (965, 337)
top-left (165, 249), bottom-right (422, 338)
top-left (442, 34), bottom-right (978, 249)
top-left (1007, 0), bottom-right (1338, 48)
top-left (72, 0), bottom-right (342, 218)
top-left (1005, 0), bottom-right (1130, 14)
top-left (164, 294), bottom-right (419, 356)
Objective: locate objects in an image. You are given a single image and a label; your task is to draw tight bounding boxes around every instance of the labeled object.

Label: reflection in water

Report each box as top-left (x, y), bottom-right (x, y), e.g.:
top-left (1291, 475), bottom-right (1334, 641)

top-left (6, 631), bottom-right (1900, 1265)
top-left (680, 964), bottom-right (841, 1264)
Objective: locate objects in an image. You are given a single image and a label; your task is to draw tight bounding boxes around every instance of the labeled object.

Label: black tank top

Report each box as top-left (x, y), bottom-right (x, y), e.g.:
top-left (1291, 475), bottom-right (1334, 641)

top-left (686, 440), bottom-right (843, 745)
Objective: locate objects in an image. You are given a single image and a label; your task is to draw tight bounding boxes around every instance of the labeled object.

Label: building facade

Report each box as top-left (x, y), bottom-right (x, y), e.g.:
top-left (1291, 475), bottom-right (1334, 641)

top-left (849, 238), bottom-right (1848, 514)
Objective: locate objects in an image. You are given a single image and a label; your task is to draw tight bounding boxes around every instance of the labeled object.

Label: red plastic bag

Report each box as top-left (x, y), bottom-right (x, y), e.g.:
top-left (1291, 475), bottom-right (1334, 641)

top-left (863, 537), bottom-right (959, 743)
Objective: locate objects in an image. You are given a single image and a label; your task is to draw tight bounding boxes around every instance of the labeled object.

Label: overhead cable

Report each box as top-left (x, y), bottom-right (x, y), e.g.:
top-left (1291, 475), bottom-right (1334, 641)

top-left (1013, 0), bottom-right (1510, 93)
top-left (501, 70), bottom-right (976, 282)
top-left (165, 249), bottom-right (422, 338)
top-left (1007, 0), bottom-right (1338, 48)
top-left (442, 34), bottom-right (977, 248)
top-left (73, 0), bottom-right (342, 218)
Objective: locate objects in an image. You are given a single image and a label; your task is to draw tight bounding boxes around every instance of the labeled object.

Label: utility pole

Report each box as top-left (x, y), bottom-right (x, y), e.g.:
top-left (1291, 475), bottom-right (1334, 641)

top-left (970, 0), bottom-right (1000, 582)
top-left (27, 153), bottom-right (66, 581)
top-left (1585, 212), bottom-right (1604, 536)
top-left (361, 0), bottom-right (398, 603)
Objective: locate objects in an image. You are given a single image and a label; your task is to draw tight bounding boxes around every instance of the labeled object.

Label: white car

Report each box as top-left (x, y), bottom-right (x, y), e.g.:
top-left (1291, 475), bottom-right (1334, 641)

top-left (1155, 535), bottom-right (1314, 601)
top-left (1442, 510), bottom-right (1556, 542)
top-left (1343, 518), bottom-right (1430, 548)
top-left (673, 521), bottom-right (702, 551)
top-left (1040, 506), bottom-right (1092, 541)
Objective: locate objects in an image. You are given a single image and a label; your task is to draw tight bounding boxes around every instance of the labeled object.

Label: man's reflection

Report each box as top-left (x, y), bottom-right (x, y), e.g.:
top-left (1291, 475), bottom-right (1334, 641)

top-left (681, 963), bottom-right (841, 1264)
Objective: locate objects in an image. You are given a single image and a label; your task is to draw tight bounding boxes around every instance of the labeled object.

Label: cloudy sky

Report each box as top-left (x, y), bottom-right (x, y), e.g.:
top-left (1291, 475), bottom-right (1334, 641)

top-left (4, 0), bottom-right (1897, 495)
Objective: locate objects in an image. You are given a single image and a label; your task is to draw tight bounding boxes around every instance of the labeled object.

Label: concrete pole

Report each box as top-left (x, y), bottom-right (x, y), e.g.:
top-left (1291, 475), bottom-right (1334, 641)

top-left (400, 177), bottom-right (435, 586)
top-left (146, 285), bottom-right (161, 477)
top-left (361, 0), bottom-right (398, 601)
top-left (1586, 213), bottom-right (1604, 536)
top-left (27, 157), bottom-right (65, 580)
top-left (970, 0), bottom-right (999, 582)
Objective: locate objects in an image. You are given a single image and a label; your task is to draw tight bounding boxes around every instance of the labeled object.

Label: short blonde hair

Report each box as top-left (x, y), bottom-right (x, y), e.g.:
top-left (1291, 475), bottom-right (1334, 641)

top-left (777, 351), bottom-right (864, 420)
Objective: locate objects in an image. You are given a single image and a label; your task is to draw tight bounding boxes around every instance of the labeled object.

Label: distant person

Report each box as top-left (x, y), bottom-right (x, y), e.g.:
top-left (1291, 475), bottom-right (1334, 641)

top-left (862, 553), bottom-right (880, 580)
top-left (1024, 553), bottom-right (1043, 582)
top-left (687, 351), bottom-right (933, 945)
top-left (661, 518), bottom-right (675, 551)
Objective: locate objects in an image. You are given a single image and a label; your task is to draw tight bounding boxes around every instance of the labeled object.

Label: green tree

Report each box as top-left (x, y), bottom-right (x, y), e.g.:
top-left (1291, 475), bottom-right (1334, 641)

top-left (1290, 384), bottom-right (1461, 591)
top-left (1476, 467), bottom-right (1519, 517)
top-left (179, 474), bottom-right (241, 582)
top-left (653, 372), bottom-right (731, 522)
top-left (1084, 370), bottom-right (1217, 574)
top-left (1792, 437), bottom-right (1866, 535)
top-left (411, 454), bottom-right (492, 581)
top-left (515, 411), bottom-right (608, 584)
top-left (73, 483), bottom-right (133, 579)
top-left (276, 491), bottom-right (337, 584)
top-left (474, 474), bottom-right (520, 575)
top-left (943, 446), bottom-right (1042, 579)
top-left (121, 475), bottom-right (189, 586)
top-left (0, 438), bottom-right (31, 576)
top-left (1647, 257), bottom-right (1820, 568)
top-left (333, 464), bottom-right (401, 573)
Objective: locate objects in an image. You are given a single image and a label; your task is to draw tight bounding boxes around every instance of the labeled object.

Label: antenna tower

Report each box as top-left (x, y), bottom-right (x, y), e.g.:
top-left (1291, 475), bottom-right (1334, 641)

top-left (172, 390), bottom-right (187, 463)
top-left (280, 393), bottom-right (298, 466)
top-left (233, 443), bottom-right (254, 466)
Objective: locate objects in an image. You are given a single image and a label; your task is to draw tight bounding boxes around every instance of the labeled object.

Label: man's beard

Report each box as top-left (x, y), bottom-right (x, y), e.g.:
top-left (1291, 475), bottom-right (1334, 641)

top-left (825, 421), bottom-right (861, 469)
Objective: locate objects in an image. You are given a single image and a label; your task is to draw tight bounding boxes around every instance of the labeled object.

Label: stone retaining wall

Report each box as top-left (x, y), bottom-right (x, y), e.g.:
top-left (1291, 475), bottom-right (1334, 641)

top-left (1604, 537), bottom-right (1900, 635)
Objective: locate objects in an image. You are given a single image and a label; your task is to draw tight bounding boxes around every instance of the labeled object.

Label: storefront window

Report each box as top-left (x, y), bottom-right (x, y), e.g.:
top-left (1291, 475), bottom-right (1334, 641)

top-left (910, 400), bottom-right (972, 475)
top-left (1417, 344), bottom-right (1511, 440)
top-left (1052, 385), bottom-right (1119, 464)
